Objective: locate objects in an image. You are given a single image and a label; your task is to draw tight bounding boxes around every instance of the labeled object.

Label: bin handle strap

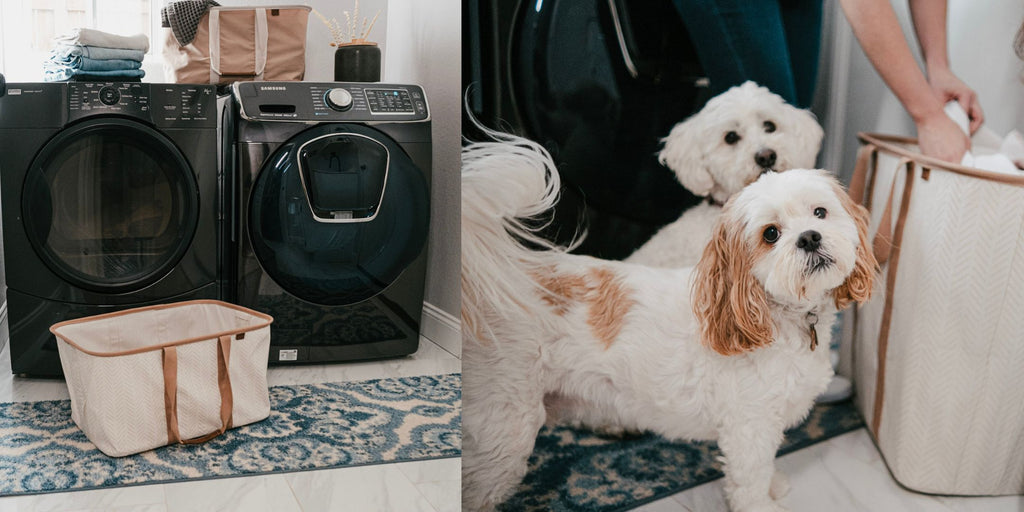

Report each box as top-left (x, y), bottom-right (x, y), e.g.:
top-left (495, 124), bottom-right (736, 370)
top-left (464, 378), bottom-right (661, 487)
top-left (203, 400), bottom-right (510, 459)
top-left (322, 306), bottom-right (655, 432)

top-left (162, 335), bottom-right (234, 445)
top-left (869, 157), bottom-right (918, 435)
top-left (848, 143), bottom-right (877, 207)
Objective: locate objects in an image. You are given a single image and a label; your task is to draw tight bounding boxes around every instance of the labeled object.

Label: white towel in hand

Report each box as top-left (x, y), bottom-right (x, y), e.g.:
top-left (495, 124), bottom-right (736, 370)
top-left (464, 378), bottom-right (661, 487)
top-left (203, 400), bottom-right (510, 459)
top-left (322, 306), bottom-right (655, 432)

top-left (54, 28), bottom-right (149, 52)
top-left (945, 101), bottom-right (1023, 174)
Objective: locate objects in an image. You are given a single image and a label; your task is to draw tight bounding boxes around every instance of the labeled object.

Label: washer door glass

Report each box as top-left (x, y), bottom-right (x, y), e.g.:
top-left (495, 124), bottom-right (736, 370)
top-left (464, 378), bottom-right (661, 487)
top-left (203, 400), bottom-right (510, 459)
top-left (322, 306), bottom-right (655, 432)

top-left (249, 124), bottom-right (429, 306)
top-left (22, 118), bottom-right (199, 292)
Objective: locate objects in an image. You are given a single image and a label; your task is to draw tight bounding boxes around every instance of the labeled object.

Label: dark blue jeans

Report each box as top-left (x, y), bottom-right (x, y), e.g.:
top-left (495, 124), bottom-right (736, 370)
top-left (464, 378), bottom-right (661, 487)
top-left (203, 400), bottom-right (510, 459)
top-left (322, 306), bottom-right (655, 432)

top-left (672, 0), bottom-right (824, 108)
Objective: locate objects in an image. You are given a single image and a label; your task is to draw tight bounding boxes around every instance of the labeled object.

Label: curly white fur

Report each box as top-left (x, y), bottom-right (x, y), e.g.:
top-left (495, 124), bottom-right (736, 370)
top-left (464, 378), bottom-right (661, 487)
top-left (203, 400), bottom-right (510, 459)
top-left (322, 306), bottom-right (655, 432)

top-left (461, 133), bottom-right (876, 512)
top-left (628, 81), bottom-right (824, 268)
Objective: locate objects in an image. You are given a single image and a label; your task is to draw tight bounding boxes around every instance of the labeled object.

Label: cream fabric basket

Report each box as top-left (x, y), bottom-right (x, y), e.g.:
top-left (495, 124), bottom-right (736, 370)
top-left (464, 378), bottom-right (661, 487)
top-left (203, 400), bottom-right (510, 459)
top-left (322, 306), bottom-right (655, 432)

top-left (50, 300), bottom-right (274, 457)
top-left (849, 133), bottom-right (1024, 495)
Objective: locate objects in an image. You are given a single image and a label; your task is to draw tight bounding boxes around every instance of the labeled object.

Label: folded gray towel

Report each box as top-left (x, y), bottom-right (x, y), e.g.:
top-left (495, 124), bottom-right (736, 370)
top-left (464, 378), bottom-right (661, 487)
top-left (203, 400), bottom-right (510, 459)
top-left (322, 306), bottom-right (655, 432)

top-left (54, 28), bottom-right (149, 52)
top-left (161, 0), bottom-right (220, 47)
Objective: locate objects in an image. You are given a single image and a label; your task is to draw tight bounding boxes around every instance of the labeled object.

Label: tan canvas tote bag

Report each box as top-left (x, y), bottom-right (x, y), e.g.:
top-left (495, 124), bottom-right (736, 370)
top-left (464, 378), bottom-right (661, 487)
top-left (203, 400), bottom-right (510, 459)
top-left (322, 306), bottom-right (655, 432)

top-left (163, 5), bottom-right (311, 84)
top-left (849, 132), bottom-right (1024, 495)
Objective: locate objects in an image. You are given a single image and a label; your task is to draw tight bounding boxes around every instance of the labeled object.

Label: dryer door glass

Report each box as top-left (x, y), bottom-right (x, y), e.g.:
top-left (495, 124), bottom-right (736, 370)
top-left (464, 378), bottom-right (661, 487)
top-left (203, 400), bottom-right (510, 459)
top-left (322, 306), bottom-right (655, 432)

top-left (248, 124), bottom-right (429, 306)
top-left (23, 118), bottom-right (199, 292)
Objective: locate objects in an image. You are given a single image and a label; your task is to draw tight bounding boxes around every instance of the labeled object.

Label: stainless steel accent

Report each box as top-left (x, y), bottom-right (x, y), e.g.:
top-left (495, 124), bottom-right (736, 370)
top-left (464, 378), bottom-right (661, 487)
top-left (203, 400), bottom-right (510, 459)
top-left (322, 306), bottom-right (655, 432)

top-left (295, 132), bottom-right (390, 224)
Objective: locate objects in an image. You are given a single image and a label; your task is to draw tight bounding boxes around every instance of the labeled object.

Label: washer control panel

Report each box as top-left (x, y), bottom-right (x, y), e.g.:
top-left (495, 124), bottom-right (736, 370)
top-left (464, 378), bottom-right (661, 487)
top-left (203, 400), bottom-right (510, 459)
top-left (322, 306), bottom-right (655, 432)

top-left (234, 82), bottom-right (429, 122)
top-left (68, 83), bottom-right (216, 127)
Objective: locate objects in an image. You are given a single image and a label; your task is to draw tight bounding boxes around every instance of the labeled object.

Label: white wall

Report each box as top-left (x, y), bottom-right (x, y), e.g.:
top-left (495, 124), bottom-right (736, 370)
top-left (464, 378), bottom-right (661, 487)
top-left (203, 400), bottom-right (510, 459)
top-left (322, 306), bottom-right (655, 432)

top-left (383, 0), bottom-right (461, 348)
top-left (821, 0), bottom-right (1024, 182)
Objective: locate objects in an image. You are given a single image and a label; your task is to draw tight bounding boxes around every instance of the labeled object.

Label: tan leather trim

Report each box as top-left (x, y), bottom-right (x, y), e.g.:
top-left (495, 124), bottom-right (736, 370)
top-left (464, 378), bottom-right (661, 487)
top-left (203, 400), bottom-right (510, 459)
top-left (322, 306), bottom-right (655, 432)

top-left (858, 133), bottom-right (1024, 186)
top-left (180, 335), bottom-right (234, 444)
top-left (163, 346), bottom-right (180, 445)
top-left (872, 158), bottom-right (913, 266)
top-left (848, 143), bottom-right (877, 205)
top-left (163, 335), bottom-right (234, 445)
top-left (870, 160), bottom-right (918, 435)
top-left (49, 300), bottom-right (272, 357)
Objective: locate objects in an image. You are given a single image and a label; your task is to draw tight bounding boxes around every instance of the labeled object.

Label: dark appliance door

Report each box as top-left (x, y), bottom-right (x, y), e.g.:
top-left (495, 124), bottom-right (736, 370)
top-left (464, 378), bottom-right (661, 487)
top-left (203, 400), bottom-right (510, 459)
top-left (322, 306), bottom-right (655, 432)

top-left (22, 117), bottom-right (200, 293)
top-left (248, 123), bottom-right (429, 306)
top-left (465, 0), bottom-right (708, 259)
top-left (243, 123), bottom-right (429, 360)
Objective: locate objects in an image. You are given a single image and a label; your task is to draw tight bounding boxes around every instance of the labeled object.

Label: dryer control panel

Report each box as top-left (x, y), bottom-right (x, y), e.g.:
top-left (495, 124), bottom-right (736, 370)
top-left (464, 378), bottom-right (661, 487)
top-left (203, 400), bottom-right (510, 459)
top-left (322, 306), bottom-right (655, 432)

top-left (68, 83), bottom-right (216, 128)
top-left (233, 82), bottom-right (429, 123)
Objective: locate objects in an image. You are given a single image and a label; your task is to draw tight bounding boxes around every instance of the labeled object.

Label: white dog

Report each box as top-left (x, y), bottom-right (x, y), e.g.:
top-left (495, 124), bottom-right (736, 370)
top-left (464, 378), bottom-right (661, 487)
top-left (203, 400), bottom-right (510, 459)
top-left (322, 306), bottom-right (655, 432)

top-left (461, 133), bottom-right (876, 512)
top-left (628, 81), bottom-right (824, 268)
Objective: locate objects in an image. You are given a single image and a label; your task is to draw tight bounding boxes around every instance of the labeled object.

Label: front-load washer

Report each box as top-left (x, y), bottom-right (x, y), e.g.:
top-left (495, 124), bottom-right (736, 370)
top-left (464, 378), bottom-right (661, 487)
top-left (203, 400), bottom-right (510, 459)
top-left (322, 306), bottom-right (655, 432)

top-left (227, 81), bottom-right (430, 364)
top-left (0, 82), bottom-right (219, 377)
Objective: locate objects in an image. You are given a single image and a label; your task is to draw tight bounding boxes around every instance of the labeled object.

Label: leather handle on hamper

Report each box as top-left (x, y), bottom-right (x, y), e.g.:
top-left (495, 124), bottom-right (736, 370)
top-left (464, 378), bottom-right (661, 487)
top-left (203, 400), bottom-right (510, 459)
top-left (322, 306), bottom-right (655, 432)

top-left (162, 335), bottom-right (234, 445)
top-left (871, 157), bottom-right (916, 266)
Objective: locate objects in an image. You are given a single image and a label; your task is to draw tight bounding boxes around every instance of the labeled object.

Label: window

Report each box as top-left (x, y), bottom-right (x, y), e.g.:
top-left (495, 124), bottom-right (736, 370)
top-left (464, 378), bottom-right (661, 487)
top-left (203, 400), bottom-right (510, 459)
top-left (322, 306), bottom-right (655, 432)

top-left (0, 0), bottom-right (160, 81)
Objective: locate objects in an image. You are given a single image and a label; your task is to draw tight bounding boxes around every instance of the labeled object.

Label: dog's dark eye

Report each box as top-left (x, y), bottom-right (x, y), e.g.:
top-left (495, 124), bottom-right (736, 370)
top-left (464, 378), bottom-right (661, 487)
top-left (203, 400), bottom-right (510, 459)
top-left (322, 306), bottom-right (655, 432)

top-left (764, 120), bottom-right (776, 133)
top-left (763, 226), bottom-right (780, 244)
top-left (814, 207), bottom-right (827, 219)
top-left (724, 131), bottom-right (740, 145)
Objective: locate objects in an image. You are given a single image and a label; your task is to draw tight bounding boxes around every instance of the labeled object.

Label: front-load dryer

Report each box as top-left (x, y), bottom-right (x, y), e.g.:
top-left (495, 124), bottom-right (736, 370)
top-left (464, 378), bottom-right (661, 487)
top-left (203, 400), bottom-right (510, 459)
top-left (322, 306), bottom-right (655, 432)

top-left (0, 82), bottom-right (219, 377)
top-left (227, 82), bottom-right (430, 364)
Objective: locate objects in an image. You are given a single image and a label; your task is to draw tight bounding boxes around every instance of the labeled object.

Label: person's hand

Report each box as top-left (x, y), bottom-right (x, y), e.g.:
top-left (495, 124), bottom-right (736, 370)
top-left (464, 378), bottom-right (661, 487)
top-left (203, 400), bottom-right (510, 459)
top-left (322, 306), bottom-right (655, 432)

top-left (927, 67), bottom-right (984, 133)
top-left (915, 108), bottom-right (970, 163)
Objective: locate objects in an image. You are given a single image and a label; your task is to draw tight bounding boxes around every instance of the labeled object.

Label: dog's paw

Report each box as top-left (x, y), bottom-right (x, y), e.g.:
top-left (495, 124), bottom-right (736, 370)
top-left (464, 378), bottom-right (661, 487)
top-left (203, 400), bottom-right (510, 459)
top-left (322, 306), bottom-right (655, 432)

top-left (769, 470), bottom-right (790, 500)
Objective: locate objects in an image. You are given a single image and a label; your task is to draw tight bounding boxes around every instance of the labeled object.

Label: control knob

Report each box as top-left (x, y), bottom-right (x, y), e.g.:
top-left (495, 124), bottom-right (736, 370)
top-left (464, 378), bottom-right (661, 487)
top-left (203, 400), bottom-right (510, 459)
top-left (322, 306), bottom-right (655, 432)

top-left (325, 88), bottom-right (353, 111)
top-left (99, 86), bottom-right (120, 105)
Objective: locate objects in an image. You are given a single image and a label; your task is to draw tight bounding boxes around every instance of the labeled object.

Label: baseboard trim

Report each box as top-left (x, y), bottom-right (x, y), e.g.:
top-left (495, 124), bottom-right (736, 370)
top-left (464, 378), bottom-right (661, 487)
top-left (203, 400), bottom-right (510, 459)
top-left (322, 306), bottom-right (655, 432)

top-left (421, 302), bottom-right (460, 359)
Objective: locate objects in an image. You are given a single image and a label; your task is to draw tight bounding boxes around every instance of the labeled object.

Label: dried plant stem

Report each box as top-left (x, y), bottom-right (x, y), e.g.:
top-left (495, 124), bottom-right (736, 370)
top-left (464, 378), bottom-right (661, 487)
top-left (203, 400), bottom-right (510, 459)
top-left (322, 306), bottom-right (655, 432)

top-left (363, 10), bottom-right (381, 40)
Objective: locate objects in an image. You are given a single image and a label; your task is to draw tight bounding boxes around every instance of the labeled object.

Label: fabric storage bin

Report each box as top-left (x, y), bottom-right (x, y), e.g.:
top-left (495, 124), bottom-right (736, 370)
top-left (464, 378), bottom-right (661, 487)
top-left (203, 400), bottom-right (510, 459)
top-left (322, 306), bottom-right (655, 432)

top-left (162, 5), bottom-right (311, 84)
top-left (848, 132), bottom-right (1024, 495)
top-left (50, 300), bottom-right (274, 457)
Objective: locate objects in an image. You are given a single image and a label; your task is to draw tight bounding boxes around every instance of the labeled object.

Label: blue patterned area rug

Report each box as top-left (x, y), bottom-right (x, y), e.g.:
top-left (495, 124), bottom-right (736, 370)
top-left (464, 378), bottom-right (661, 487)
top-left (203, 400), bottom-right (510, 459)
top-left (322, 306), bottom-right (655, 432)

top-left (0, 374), bottom-right (461, 496)
top-left (500, 400), bottom-right (863, 511)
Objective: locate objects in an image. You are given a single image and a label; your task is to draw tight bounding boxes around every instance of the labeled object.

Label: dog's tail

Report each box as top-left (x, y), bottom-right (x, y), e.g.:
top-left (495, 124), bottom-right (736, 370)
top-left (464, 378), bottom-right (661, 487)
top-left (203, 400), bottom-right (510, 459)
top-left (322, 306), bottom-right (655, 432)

top-left (461, 131), bottom-right (574, 342)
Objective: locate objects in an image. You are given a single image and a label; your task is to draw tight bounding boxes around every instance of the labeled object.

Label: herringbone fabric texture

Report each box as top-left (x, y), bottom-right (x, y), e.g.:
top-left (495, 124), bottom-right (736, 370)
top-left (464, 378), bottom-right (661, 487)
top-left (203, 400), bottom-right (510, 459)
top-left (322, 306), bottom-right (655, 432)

top-left (52, 301), bottom-right (272, 457)
top-left (853, 138), bottom-right (1024, 495)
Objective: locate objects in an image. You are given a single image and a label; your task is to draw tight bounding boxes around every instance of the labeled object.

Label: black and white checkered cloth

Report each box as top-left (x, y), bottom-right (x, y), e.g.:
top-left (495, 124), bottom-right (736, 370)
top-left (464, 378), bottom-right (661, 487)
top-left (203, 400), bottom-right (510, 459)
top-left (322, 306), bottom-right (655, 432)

top-left (161, 0), bottom-right (220, 47)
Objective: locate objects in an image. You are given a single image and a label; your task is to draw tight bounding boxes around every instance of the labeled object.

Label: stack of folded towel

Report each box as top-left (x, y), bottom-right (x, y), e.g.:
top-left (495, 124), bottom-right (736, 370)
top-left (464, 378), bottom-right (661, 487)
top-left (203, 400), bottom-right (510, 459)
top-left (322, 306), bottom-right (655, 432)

top-left (44, 28), bottom-right (149, 82)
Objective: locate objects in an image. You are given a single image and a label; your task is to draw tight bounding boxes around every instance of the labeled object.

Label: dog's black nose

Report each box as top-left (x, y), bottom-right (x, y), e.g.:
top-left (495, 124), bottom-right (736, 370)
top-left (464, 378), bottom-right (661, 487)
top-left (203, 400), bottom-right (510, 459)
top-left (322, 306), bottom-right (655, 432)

top-left (796, 230), bottom-right (822, 252)
top-left (755, 149), bottom-right (777, 169)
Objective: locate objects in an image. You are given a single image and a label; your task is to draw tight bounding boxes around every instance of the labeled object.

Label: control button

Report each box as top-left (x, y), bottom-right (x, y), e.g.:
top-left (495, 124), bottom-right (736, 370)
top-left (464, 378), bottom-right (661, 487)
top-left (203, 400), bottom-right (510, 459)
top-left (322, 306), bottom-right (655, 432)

top-left (99, 87), bottom-right (120, 105)
top-left (325, 88), bottom-right (353, 111)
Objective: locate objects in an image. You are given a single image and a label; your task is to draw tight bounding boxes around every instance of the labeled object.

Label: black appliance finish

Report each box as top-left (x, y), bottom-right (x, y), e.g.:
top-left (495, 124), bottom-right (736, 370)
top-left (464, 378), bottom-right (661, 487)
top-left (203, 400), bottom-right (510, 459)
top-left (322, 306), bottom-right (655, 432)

top-left (464, 0), bottom-right (708, 259)
top-left (0, 82), bottom-right (219, 376)
top-left (228, 82), bottom-right (430, 364)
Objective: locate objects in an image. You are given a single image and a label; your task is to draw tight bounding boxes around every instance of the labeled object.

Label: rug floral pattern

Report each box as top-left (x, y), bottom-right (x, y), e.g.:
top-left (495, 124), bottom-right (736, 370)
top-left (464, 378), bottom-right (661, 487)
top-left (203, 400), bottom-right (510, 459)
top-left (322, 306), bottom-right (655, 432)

top-left (500, 400), bottom-right (863, 512)
top-left (0, 374), bottom-right (461, 495)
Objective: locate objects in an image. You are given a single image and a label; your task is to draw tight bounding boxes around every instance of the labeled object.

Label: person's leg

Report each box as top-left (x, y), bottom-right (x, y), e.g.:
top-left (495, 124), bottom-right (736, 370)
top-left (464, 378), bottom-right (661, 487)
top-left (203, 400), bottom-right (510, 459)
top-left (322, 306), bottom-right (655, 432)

top-left (780, 0), bottom-right (825, 108)
top-left (671, 0), bottom-right (798, 104)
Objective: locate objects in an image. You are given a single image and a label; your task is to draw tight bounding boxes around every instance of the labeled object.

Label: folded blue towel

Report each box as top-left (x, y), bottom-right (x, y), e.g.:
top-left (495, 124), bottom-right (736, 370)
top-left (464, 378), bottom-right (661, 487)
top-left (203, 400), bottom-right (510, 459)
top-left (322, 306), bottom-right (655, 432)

top-left (46, 54), bottom-right (142, 72)
top-left (52, 44), bottom-right (146, 62)
top-left (44, 67), bottom-right (146, 82)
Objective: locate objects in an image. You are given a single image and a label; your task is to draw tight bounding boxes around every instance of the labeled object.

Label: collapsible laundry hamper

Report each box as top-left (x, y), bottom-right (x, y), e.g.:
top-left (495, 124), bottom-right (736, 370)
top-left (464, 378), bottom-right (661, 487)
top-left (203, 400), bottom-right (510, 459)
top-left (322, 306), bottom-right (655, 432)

top-left (50, 300), bottom-right (274, 457)
top-left (162, 5), bottom-right (311, 84)
top-left (849, 133), bottom-right (1024, 495)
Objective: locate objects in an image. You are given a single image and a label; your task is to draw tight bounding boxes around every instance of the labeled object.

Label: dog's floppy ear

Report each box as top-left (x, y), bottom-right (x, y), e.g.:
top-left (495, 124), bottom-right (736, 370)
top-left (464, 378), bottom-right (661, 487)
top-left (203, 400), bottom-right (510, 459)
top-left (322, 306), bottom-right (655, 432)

top-left (788, 108), bottom-right (825, 168)
top-left (831, 182), bottom-right (879, 309)
top-left (692, 210), bottom-right (773, 355)
top-left (658, 118), bottom-right (715, 197)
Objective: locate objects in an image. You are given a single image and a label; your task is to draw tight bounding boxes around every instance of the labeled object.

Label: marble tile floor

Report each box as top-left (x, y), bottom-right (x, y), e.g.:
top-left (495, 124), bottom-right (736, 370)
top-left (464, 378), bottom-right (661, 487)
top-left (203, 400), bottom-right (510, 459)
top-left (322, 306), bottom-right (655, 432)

top-left (636, 427), bottom-right (1024, 512)
top-left (0, 334), bottom-right (461, 512)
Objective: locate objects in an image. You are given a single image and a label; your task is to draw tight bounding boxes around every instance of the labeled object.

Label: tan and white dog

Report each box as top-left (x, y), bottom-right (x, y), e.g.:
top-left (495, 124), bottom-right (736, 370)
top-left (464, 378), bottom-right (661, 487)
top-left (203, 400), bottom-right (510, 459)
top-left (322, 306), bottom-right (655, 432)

top-left (628, 81), bottom-right (824, 268)
top-left (461, 133), bottom-right (876, 512)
